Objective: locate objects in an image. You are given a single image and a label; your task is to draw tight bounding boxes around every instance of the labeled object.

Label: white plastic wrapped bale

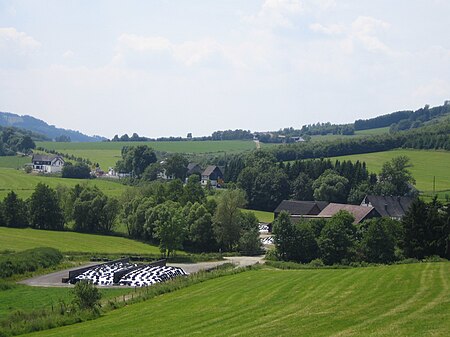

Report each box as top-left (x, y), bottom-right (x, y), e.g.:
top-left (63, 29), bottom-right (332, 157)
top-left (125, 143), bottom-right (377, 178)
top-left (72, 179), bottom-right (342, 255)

top-left (261, 236), bottom-right (274, 245)
top-left (118, 265), bottom-right (188, 287)
top-left (75, 262), bottom-right (136, 286)
top-left (258, 224), bottom-right (269, 233)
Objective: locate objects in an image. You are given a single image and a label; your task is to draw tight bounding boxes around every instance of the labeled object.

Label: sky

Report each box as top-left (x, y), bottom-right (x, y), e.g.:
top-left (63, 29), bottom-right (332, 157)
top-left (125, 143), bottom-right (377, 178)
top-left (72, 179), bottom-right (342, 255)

top-left (0, 0), bottom-right (449, 138)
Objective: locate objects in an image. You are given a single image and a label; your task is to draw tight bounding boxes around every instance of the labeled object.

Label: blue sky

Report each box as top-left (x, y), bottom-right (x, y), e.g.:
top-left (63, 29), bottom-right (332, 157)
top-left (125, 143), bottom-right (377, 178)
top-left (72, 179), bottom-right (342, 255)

top-left (1, 0), bottom-right (449, 138)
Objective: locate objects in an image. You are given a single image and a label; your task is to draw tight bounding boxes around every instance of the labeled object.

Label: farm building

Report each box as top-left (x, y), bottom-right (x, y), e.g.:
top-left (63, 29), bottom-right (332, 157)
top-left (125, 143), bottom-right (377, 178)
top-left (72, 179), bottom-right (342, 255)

top-left (360, 195), bottom-right (414, 220)
top-left (201, 165), bottom-right (224, 187)
top-left (31, 154), bottom-right (65, 173)
top-left (316, 203), bottom-right (380, 224)
top-left (187, 163), bottom-right (202, 176)
top-left (274, 200), bottom-right (329, 218)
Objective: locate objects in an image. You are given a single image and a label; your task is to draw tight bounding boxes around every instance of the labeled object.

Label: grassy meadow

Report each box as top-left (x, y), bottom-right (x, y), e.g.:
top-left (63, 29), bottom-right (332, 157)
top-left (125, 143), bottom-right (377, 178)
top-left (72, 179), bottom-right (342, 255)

top-left (241, 209), bottom-right (274, 223)
top-left (26, 262), bottom-right (450, 337)
top-left (0, 227), bottom-right (162, 255)
top-left (0, 167), bottom-right (128, 199)
top-left (0, 285), bottom-right (131, 318)
top-left (36, 140), bottom-right (266, 170)
top-left (328, 149), bottom-right (450, 194)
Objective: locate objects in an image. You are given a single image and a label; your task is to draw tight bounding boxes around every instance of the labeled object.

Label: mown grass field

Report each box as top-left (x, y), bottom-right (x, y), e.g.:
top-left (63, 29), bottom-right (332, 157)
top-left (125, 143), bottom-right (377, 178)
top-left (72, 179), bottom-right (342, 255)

top-left (27, 262), bottom-right (450, 337)
top-left (241, 209), bottom-right (274, 223)
top-left (328, 149), bottom-right (450, 194)
top-left (0, 285), bottom-right (131, 318)
top-left (36, 140), bottom-right (267, 170)
top-left (0, 167), bottom-right (128, 199)
top-left (0, 156), bottom-right (30, 169)
top-left (0, 227), bottom-right (162, 255)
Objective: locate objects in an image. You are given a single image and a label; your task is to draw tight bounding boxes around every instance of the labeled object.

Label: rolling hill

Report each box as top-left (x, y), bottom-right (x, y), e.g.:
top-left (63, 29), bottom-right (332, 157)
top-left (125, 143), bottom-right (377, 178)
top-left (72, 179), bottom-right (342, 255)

top-left (0, 111), bottom-right (105, 142)
top-left (25, 262), bottom-right (450, 337)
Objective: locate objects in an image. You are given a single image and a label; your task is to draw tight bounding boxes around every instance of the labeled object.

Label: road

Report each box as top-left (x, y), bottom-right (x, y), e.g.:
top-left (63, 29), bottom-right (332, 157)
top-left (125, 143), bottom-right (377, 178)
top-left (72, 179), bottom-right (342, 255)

top-left (19, 256), bottom-right (264, 287)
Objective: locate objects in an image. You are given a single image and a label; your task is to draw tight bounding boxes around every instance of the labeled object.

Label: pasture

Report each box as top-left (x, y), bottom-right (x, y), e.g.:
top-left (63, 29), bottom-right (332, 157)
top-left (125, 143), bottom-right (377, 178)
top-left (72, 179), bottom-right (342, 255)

top-left (0, 156), bottom-right (30, 169)
top-left (36, 140), bottom-right (266, 170)
top-left (0, 167), bottom-right (128, 199)
top-left (0, 227), bottom-right (162, 255)
top-left (26, 262), bottom-right (450, 336)
top-left (329, 149), bottom-right (450, 194)
top-left (241, 209), bottom-right (274, 223)
top-left (0, 285), bottom-right (131, 318)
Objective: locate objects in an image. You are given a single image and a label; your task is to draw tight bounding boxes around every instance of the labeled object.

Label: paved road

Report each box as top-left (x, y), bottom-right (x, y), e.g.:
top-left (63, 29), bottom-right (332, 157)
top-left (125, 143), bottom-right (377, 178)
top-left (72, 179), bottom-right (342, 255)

top-left (19, 256), bottom-right (264, 287)
top-left (18, 262), bottom-right (99, 288)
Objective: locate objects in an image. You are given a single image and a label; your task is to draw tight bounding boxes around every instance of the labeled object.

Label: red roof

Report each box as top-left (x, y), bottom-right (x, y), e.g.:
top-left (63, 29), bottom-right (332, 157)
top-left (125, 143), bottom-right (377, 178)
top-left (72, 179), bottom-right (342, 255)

top-left (318, 203), bottom-right (378, 224)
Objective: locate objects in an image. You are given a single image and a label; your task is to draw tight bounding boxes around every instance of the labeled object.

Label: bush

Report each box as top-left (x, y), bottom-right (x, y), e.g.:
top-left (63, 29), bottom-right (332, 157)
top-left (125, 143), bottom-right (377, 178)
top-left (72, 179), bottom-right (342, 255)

top-left (71, 280), bottom-right (102, 312)
top-left (0, 247), bottom-right (63, 278)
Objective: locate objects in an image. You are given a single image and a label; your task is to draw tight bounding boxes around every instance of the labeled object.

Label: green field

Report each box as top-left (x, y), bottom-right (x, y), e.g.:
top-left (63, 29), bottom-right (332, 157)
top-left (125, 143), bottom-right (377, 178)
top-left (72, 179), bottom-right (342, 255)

top-left (36, 140), bottom-right (266, 170)
top-left (0, 227), bottom-right (162, 255)
top-left (0, 285), bottom-right (130, 318)
top-left (0, 168), bottom-right (128, 199)
top-left (0, 156), bottom-right (30, 169)
top-left (329, 149), bottom-right (450, 194)
top-left (242, 209), bottom-right (274, 223)
top-left (27, 262), bottom-right (450, 336)
top-left (354, 126), bottom-right (390, 135)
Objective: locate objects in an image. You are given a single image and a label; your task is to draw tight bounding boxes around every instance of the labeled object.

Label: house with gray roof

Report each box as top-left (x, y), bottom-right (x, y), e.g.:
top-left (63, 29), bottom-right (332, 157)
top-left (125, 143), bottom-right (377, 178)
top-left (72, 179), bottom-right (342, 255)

top-left (274, 200), bottom-right (329, 218)
top-left (201, 165), bottom-right (224, 187)
top-left (32, 154), bottom-right (65, 173)
top-left (360, 195), bottom-right (414, 220)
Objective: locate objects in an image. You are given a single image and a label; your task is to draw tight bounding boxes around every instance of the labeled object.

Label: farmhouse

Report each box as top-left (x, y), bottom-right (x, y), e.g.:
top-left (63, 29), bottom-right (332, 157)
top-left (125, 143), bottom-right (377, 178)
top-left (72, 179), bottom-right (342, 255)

top-left (317, 203), bottom-right (380, 224)
top-left (201, 165), bottom-right (224, 187)
top-left (274, 200), bottom-right (329, 218)
top-left (360, 195), bottom-right (413, 220)
top-left (31, 154), bottom-right (65, 173)
top-left (187, 163), bottom-right (202, 176)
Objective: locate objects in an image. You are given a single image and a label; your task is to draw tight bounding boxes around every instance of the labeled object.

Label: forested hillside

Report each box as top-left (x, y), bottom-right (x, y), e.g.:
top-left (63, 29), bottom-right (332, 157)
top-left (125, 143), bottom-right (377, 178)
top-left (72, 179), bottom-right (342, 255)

top-left (0, 111), bottom-right (105, 142)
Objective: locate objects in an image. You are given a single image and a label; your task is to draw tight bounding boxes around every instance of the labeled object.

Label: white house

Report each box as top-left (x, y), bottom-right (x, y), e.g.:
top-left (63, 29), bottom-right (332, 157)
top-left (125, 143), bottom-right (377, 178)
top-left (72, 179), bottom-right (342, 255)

top-left (31, 154), bottom-right (65, 173)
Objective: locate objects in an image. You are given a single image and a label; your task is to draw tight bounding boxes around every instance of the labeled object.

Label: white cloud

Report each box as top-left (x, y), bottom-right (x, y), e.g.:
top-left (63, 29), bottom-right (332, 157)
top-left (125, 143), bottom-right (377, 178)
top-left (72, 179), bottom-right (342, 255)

top-left (117, 34), bottom-right (171, 52)
top-left (242, 0), bottom-right (303, 29)
top-left (309, 23), bottom-right (344, 35)
top-left (63, 50), bottom-right (74, 59)
top-left (114, 33), bottom-right (228, 68)
top-left (0, 27), bottom-right (41, 53)
top-left (350, 16), bottom-right (391, 54)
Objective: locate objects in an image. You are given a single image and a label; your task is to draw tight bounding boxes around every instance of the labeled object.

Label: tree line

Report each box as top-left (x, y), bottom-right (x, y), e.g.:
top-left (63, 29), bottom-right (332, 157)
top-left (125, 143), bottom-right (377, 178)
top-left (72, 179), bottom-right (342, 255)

top-left (0, 127), bottom-right (36, 156)
top-left (223, 152), bottom-right (416, 211)
top-left (0, 179), bottom-right (262, 257)
top-left (272, 197), bottom-right (450, 265)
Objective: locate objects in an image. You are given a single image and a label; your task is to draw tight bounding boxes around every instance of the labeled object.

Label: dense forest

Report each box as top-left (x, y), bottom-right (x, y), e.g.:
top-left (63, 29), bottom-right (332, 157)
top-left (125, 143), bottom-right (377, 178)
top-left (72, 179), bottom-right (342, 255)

top-left (0, 127), bottom-right (37, 155)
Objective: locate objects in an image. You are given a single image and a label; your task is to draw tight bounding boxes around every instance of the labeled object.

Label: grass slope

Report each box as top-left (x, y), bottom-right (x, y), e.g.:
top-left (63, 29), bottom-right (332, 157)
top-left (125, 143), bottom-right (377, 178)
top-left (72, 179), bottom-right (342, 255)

top-left (26, 262), bottom-right (450, 336)
top-left (0, 285), bottom-right (130, 318)
top-left (241, 209), bottom-right (274, 223)
top-left (36, 140), bottom-right (265, 170)
top-left (329, 149), bottom-right (450, 194)
top-left (0, 156), bottom-right (30, 169)
top-left (0, 168), bottom-right (128, 199)
top-left (0, 227), bottom-right (161, 255)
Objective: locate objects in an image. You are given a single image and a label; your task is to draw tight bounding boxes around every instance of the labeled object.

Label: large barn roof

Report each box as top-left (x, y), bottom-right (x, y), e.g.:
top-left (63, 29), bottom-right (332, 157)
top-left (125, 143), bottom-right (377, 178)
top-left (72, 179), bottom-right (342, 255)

top-left (318, 203), bottom-right (378, 224)
top-left (274, 200), bottom-right (329, 216)
top-left (362, 195), bottom-right (414, 218)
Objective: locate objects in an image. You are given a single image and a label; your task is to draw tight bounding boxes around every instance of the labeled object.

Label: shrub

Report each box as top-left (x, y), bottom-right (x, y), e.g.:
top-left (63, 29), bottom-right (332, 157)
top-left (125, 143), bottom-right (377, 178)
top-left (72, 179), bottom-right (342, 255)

top-left (0, 247), bottom-right (63, 278)
top-left (71, 280), bottom-right (102, 312)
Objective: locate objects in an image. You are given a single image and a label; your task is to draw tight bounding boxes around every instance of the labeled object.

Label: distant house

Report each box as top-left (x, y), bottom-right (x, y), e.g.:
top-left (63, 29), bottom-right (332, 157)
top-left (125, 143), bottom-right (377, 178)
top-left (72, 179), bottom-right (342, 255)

top-left (201, 165), bottom-right (224, 187)
top-left (360, 195), bottom-right (414, 220)
top-left (187, 163), bottom-right (202, 176)
top-left (32, 154), bottom-right (65, 173)
top-left (274, 200), bottom-right (329, 219)
top-left (317, 203), bottom-right (380, 224)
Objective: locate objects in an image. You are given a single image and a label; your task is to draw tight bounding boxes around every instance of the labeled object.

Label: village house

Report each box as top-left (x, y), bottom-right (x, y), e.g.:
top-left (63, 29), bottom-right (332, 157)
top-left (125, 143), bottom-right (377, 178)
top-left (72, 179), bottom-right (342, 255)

top-left (187, 163), bottom-right (202, 176)
top-left (274, 200), bottom-right (329, 219)
top-left (360, 195), bottom-right (414, 220)
top-left (31, 154), bottom-right (65, 173)
top-left (315, 203), bottom-right (380, 224)
top-left (201, 165), bottom-right (224, 187)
